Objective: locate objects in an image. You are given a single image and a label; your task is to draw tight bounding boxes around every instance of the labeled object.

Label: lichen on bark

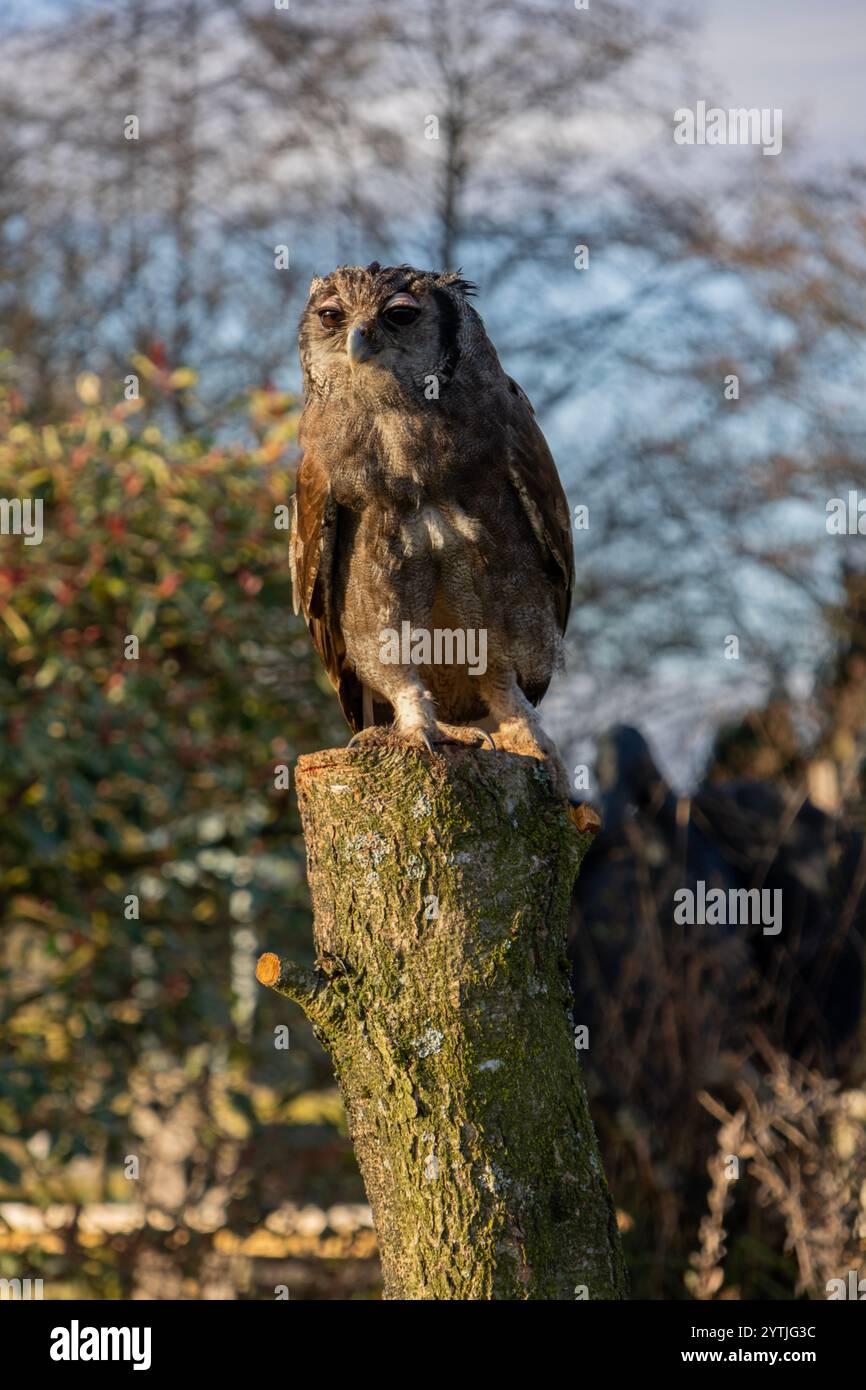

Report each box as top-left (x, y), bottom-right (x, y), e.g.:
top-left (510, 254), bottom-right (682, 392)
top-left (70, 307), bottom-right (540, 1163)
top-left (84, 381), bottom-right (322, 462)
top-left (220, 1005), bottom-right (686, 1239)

top-left (258, 743), bottom-right (627, 1300)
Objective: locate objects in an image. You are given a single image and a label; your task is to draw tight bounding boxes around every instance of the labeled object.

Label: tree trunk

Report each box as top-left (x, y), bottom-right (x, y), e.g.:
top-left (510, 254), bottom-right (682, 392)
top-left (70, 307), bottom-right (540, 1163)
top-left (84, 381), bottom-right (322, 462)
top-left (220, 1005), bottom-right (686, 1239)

top-left (257, 743), bottom-right (627, 1300)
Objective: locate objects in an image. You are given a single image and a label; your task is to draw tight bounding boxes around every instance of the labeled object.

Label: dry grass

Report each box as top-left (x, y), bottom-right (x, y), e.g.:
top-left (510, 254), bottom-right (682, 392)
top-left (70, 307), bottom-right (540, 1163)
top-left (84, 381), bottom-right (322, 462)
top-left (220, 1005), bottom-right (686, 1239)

top-left (571, 830), bottom-right (866, 1299)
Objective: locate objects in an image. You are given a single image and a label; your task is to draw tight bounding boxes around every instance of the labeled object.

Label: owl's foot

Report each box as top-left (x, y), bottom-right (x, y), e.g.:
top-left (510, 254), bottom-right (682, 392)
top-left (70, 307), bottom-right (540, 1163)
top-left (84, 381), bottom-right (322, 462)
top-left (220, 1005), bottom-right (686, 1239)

top-left (356, 682), bottom-right (496, 754)
top-left (346, 723), bottom-right (445, 755)
top-left (346, 726), bottom-right (392, 750)
top-left (390, 722), bottom-right (495, 754)
top-left (434, 722), bottom-right (496, 750)
top-left (347, 723), bottom-right (446, 755)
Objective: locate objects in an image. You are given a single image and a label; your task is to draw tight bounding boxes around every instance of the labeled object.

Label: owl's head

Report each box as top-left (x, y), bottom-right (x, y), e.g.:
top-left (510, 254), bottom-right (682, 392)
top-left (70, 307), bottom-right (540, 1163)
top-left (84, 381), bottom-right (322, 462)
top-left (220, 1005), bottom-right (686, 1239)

top-left (298, 262), bottom-right (481, 401)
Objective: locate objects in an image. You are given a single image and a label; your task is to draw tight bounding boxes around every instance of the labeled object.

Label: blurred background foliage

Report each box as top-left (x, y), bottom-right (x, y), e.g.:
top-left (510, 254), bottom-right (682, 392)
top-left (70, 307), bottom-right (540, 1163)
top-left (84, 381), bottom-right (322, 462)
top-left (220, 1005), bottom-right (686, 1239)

top-left (0, 360), bottom-right (379, 1298)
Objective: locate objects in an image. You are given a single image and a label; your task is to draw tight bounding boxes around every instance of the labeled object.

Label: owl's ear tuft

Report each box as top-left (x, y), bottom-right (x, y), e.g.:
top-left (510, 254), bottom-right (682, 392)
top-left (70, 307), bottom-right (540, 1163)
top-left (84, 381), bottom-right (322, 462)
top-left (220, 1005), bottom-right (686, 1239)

top-left (308, 275), bottom-right (327, 298)
top-left (439, 270), bottom-right (477, 299)
top-left (365, 260), bottom-right (382, 275)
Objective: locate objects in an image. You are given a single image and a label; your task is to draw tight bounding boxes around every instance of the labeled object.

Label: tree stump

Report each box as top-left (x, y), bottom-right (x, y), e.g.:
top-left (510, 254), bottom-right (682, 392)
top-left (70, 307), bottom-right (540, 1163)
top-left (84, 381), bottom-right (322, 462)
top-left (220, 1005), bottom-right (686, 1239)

top-left (257, 743), bottom-right (627, 1300)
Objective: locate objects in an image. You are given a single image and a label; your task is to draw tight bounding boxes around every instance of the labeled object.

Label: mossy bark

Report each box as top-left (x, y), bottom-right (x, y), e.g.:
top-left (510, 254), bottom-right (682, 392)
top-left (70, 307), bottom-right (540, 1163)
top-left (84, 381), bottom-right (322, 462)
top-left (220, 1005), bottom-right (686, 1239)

top-left (258, 744), bottom-right (627, 1300)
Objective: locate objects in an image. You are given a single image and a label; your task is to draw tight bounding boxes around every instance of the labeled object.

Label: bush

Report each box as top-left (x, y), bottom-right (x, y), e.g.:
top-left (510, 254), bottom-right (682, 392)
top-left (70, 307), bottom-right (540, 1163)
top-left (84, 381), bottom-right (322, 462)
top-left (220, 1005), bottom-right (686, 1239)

top-left (0, 364), bottom-right (372, 1298)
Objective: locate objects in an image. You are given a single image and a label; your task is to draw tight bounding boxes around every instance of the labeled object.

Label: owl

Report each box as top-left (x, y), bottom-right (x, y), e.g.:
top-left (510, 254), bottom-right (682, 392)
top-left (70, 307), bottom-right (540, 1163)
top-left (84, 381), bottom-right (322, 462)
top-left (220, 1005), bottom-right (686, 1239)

top-left (290, 262), bottom-right (575, 797)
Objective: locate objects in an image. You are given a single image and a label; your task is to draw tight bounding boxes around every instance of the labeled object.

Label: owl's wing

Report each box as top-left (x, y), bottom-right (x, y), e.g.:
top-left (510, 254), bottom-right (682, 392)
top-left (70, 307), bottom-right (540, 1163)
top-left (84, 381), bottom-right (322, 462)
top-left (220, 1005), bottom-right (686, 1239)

top-left (290, 449), bottom-right (365, 731)
top-left (505, 376), bottom-right (575, 634)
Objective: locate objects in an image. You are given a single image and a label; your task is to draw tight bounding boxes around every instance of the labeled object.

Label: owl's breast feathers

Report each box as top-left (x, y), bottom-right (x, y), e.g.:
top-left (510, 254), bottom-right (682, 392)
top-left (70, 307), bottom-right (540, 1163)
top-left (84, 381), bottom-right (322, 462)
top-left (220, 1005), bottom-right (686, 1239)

top-left (290, 377), bottom-right (574, 731)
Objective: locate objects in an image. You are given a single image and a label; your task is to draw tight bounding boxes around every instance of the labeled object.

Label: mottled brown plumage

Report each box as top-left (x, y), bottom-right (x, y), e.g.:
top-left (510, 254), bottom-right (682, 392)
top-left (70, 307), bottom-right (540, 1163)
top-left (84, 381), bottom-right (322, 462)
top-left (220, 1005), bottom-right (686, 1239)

top-left (291, 262), bottom-right (574, 793)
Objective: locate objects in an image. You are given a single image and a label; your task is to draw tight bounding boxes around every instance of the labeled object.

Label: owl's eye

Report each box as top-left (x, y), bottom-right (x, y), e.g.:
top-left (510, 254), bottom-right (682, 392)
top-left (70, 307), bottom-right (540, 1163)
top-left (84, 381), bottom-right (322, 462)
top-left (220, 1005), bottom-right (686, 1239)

top-left (382, 296), bottom-right (420, 328)
top-left (317, 303), bottom-right (344, 329)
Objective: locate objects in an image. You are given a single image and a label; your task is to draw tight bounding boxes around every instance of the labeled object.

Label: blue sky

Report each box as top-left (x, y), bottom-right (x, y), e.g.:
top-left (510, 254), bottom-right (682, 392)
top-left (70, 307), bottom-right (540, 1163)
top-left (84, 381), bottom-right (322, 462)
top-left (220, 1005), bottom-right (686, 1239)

top-left (666, 0), bottom-right (866, 163)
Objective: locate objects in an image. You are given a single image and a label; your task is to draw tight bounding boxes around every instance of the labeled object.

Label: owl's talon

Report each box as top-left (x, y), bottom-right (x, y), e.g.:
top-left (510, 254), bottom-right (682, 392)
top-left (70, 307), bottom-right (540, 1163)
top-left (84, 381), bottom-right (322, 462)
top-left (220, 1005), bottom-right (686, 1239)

top-left (434, 724), bottom-right (495, 750)
top-left (393, 727), bottom-right (443, 755)
top-left (346, 727), bottom-right (391, 750)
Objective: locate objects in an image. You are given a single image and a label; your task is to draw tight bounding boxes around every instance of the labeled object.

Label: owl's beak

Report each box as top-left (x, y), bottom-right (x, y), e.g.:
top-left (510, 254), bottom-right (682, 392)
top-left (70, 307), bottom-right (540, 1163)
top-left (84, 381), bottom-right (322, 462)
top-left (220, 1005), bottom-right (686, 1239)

top-left (347, 322), bottom-right (376, 367)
